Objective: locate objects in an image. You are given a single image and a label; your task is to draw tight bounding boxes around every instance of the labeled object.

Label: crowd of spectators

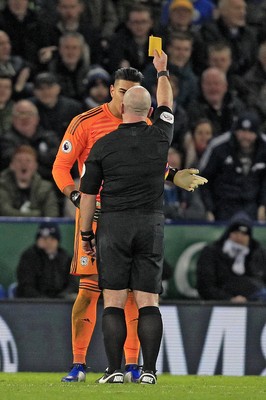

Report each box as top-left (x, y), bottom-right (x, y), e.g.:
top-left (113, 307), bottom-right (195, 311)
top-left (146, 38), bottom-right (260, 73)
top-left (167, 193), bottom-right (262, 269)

top-left (1, 0), bottom-right (266, 302)
top-left (0, 0), bottom-right (266, 224)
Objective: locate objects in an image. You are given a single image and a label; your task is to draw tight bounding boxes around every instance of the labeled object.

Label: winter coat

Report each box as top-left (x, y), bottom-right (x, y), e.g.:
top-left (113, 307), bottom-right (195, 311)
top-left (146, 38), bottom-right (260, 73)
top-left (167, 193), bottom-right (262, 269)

top-left (199, 132), bottom-right (266, 220)
top-left (16, 244), bottom-right (77, 298)
top-left (197, 236), bottom-right (266, 300)
top-left (0, 169), bottom-right (59, 217)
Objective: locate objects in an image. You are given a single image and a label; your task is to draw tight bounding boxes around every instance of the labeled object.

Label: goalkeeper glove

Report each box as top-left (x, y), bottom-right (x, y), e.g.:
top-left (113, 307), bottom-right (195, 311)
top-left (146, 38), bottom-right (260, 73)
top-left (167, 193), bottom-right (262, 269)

top-left (70, 190), bottom-right (81, 208)
top-left (80, 230), bottom-right (95, 251)
top-left (173, 169), bottom-right (208, 191)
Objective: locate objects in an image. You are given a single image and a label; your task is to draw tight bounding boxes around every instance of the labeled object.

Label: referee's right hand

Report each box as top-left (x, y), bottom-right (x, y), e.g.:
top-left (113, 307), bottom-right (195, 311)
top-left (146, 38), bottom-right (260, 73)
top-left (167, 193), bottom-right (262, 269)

top-left (153, 49), bottom-right (168, 73)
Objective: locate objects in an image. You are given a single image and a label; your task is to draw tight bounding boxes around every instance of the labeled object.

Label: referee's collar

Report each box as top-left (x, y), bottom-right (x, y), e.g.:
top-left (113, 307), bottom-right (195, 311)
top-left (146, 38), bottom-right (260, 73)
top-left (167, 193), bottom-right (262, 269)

top-left (118, 121), bottom-right (147, 129)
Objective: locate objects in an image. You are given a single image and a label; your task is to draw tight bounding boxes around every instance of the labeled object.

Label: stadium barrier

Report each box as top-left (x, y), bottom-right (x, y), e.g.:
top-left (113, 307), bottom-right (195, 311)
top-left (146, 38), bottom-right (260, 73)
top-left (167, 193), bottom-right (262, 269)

top-left (1, 218), bottom-right (266, 375)
top-left (1, 300), bottom-right (266, 375)
top-left (0, 217), bottom-right (75, 291)
top-left (0, 217), bottom-right (266, 299)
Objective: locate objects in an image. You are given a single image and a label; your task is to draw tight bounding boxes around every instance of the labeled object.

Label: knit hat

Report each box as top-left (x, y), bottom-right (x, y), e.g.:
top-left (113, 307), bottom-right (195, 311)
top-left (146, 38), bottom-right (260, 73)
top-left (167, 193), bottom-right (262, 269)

top-left (85, 66), bottom-right (111, 90)
top-left (228, 223), bottom-right (252, 236)
top-left (170, 0), bottom-right (194, 12)
top-left (227, 212), bottom-right (253, 237)
top-left (36, 222), bottom-right (61, 241)
top-left (233, 111), bottom-right (260, 135)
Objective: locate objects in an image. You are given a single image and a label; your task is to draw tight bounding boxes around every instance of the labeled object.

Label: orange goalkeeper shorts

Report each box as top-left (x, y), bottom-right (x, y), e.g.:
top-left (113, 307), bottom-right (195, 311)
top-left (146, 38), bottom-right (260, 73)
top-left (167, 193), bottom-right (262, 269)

top-left (70, 208), bottom-right (98, 276)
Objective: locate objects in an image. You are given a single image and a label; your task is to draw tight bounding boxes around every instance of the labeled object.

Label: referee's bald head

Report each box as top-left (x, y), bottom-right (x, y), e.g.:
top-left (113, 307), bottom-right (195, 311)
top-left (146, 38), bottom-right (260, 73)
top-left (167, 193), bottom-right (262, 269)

top-left (122, 86), bottom-right (151, 117)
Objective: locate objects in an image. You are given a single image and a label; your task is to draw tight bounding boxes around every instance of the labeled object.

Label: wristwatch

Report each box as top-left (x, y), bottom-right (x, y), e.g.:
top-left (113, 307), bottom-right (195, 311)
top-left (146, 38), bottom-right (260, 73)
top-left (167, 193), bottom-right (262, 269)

top-left (157, 70), bottom-right (169, 78)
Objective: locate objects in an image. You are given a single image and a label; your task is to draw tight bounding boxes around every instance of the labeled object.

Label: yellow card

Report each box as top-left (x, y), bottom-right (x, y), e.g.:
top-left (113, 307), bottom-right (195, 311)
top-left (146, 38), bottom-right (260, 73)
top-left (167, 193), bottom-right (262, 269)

top-left (148, 36), bottom-right (162, 56)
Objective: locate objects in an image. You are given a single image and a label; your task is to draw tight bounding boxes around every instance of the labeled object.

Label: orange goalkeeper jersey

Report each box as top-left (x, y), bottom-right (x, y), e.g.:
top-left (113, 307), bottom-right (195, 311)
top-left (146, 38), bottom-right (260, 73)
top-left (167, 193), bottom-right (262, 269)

top-left (53, 103), bottom-right (122, 192)
top-left (53, 102), bottom-right (151, 276)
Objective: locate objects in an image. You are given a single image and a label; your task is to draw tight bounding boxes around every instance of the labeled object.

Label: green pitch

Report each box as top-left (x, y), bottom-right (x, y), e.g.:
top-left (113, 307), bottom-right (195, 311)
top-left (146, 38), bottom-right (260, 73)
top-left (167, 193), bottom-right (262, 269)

top-left (0, 373), bottom-right (266, 400)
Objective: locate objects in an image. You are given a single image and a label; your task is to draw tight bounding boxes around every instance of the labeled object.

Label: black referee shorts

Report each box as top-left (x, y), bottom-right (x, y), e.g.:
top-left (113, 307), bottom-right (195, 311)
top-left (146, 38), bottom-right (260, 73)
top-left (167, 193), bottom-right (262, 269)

top-left (96, 210), bottom-right (164, 293)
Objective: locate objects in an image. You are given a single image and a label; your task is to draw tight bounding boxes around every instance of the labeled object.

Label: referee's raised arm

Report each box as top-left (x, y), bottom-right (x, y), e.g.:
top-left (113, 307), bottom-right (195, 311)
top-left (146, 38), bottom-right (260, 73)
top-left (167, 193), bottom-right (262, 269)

top-left (153, 50), bottom-right (173, 111)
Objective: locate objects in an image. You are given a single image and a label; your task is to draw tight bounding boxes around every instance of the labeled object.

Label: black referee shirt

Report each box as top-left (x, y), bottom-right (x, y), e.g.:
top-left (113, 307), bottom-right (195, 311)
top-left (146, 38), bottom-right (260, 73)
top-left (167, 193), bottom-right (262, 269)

top-left (80, 105), bottom-right (174, 212)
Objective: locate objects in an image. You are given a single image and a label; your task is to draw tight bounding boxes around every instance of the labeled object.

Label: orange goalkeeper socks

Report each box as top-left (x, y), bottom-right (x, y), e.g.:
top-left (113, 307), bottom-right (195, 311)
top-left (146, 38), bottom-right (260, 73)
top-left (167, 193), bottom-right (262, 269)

top-left (124, 291), bottom-right (140, 365)
top-left (72, 279), bottom-right (101, 365)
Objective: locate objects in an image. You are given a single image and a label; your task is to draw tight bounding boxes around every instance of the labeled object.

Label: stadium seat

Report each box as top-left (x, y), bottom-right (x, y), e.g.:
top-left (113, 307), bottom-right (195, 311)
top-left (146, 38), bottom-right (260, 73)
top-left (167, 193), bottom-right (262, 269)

top-left (8, 282), bottom-right (18, 298)
top-left (0, 284), bottom-right (7, 299)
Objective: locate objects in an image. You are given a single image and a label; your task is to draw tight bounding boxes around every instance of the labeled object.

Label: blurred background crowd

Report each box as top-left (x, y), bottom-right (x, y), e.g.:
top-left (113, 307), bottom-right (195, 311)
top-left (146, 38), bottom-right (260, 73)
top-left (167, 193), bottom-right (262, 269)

top-left (1, 0), bottom-right (266, 301)
top-left (0, 0), bottom-right (266, 223)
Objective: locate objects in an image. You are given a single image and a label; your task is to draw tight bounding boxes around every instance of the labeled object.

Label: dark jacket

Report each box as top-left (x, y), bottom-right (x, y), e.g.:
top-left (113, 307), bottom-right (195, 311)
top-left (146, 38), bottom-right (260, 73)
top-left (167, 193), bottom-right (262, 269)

top-left (107, 26), bottom-right (154, 73)
top-left (199, 17), bottom-right (258, 75)
top-left (16, 244), bottom-right (77, 298)
top-left (0, 6), bottom-right (53, 65)
top-left (186, 90), bottom-right (245, 136)
top-left (196, 224), bottom-right (266, 300)
top-left (0, 100), bottom-right (13, 136)
top-left (170, 102), bottom-right (189, 154)
top-left (243, 61), bottom-right (266, 121)
top-left (144, 61), bottom-right (198, 109)
top-left (0, 55), bottom-right (33, 98)
top-left (199, 131), bottom-right (266, 220)
top-left (48, 56), bottom-right (90, 101)
top-left (42, 19), bottom-right (102, 65)
top-left (30, 96), bottom-right (83, 140)
top-left (0, 55), bottom-right (30, 80)
top-left (244, 61), bottom-right (266, 95)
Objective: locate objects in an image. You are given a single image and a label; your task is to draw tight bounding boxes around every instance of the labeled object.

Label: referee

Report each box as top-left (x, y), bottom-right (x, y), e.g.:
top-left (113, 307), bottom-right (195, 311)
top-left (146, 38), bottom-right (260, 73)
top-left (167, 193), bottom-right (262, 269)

top-left (79, 49), bottom-right (179, 384)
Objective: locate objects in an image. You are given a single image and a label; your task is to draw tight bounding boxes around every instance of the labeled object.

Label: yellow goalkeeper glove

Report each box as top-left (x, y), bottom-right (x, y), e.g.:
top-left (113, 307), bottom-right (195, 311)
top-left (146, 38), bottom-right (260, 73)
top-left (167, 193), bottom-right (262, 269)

top-left (173, 168), bottom-right (208, 192)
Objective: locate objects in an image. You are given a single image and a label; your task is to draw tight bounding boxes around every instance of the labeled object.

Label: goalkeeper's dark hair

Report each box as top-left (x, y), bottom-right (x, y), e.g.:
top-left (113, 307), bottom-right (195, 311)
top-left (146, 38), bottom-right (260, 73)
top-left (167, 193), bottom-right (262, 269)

top-left (113, 67), bottom-right (144, 84)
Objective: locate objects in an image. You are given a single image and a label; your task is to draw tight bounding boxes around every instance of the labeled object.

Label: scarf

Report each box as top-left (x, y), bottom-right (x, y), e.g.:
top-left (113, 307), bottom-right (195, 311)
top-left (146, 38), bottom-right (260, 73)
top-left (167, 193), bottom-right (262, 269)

top-left (222, 239), bottom-right (250, 275)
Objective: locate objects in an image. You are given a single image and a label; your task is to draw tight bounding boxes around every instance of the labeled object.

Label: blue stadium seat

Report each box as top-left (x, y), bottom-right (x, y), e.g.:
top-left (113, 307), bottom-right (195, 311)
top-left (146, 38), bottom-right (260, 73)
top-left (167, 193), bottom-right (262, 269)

top-left (0, 284), bottom-right (7, 299)
top-left (8, 282), bottom-right (18, 298)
